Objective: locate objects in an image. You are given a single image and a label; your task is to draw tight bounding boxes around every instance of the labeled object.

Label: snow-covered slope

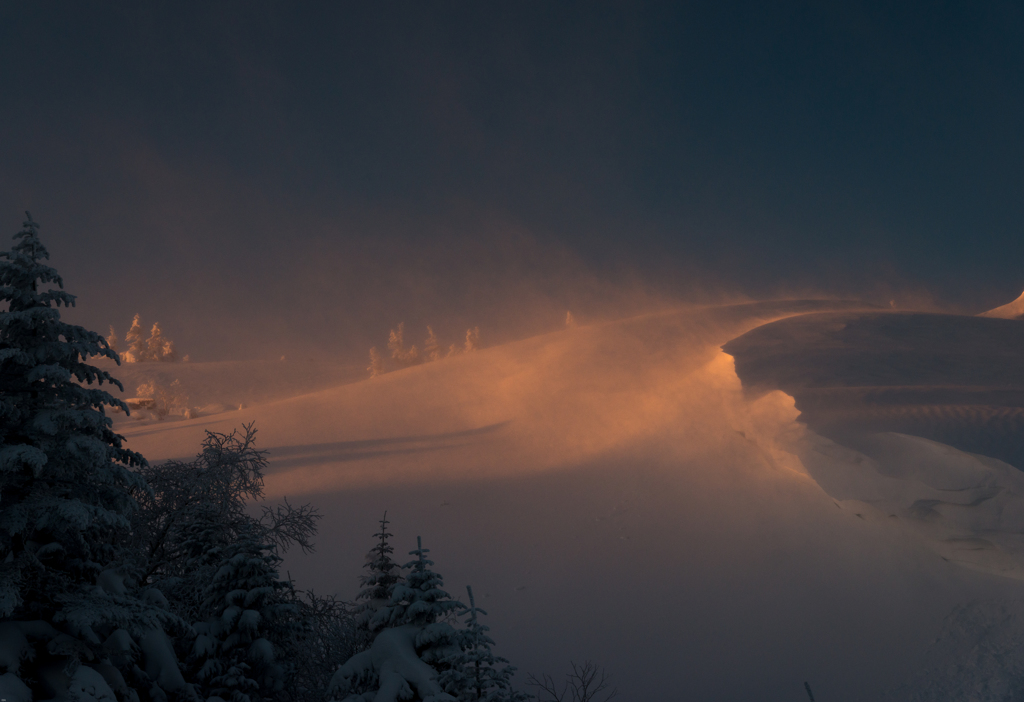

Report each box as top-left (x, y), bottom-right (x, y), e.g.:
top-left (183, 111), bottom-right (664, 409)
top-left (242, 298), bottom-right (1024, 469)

top-left (724, 311), bottom-right (1024, 579)
top-left (118, 301), bottom-right (1024, 702)
top-left (724, 311), bottom-right (1024, 467)
top-left (99, 357), bottom-right (365, 415)
top-left (980, 289), bottom-right (1024, 319)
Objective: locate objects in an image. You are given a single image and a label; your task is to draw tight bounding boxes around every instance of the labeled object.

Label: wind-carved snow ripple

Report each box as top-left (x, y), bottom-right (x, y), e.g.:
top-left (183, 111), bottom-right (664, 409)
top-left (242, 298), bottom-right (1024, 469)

top-left (264, 423), bottom-right (510, 471)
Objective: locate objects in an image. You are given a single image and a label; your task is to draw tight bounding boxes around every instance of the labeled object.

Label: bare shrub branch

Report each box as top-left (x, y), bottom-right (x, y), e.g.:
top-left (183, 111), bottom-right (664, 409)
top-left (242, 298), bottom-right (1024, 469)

top-left (527, 661), bottom-right (617, 702)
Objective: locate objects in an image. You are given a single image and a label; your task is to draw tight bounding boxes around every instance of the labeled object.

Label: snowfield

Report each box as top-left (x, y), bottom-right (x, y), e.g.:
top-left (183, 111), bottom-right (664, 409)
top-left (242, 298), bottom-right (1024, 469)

top-left (118, 301), bottom-right (1024, 701)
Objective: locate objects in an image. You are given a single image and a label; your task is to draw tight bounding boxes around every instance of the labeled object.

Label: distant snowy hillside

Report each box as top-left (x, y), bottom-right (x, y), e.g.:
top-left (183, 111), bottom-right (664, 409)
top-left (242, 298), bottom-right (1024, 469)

top-left (100, 358), bottom-right (365, 423)
top-left (120, 300), bottom-right (1024, 702)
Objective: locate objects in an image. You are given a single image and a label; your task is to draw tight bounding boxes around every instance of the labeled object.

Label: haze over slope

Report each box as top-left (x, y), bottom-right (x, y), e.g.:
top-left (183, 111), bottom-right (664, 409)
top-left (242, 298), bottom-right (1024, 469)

top-left (117, 300), bottom-right (1024, 701)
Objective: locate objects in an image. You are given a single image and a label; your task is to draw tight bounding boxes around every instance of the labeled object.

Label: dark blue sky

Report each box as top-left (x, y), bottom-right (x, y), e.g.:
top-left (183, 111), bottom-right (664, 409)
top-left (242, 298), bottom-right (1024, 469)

top-left (2, 2), bottom-right (1022, 358)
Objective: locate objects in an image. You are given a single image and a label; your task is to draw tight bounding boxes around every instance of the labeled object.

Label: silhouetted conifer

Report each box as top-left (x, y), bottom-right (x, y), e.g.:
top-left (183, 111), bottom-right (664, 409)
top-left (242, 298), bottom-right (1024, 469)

top-left (0, 213), bottom-right (181, 700)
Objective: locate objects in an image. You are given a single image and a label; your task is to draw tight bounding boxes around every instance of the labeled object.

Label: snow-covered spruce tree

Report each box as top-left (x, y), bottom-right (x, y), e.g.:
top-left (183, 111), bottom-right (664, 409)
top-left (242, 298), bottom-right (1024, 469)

top-left (353, 513), bottom-right (402, 640)
top-left (188, 523), bottom-right (298, 702)
top-left (463, 328), bottom-right (479, 353)
top-left (374, 537), bottom-right (464, 647)
top-left (367, 348), bottom-right (384, 379)
top-left (124, 315), bottom-right (145, 363)
top-left (160, 339), bottom-right (178, 363)
top-left (145, 323), bottom-right (177, 363)
top-left (145, 324), bottom-right (164, 363)
top-left (438, 587), bottom-right (529, 702)
top-left (423, 328), bottom-right (440, 363)
top-left (387, 323), bottom-right (421, 367)
top-left (0, 213), bottom-right (186, 701)
top-left (328, 537), bottom-right (464, 702)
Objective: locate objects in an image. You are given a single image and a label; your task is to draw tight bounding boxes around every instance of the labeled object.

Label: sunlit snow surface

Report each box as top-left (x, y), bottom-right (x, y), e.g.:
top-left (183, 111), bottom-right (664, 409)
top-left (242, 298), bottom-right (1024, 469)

top-left (980, 289), bottom-right (1024, 320)
top-left (117, 301), bottom-right (1024, 701)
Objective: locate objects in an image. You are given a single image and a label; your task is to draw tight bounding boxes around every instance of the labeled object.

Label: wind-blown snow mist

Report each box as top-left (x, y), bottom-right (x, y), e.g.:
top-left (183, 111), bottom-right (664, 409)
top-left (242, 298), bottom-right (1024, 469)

top-left (118, 298), bottom-right (1024, 701)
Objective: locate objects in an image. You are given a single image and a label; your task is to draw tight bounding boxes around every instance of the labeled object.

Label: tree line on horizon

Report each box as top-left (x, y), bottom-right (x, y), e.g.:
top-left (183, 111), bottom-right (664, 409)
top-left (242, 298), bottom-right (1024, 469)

top-left (0, 215), bottom-right (616, 702)
top-left (368, 323), bottom-right (481, 379)
top-left (106, 315), bottom-right (184, 364)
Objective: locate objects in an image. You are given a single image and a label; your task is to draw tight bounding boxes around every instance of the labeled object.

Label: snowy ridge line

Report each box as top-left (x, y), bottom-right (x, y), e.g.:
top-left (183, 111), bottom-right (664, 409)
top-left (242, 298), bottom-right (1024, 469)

top-left (979, 289), bottom-right (1024, 319)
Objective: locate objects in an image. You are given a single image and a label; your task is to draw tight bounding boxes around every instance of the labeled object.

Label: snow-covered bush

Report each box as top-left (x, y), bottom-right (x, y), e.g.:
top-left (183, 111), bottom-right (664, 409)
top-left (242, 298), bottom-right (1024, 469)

top-left (0, 213), bottom-right (188, 702)
top-left (134, 380), bottom-right (190, 420)
top-left (329, 625), bottom-right (456, 702)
